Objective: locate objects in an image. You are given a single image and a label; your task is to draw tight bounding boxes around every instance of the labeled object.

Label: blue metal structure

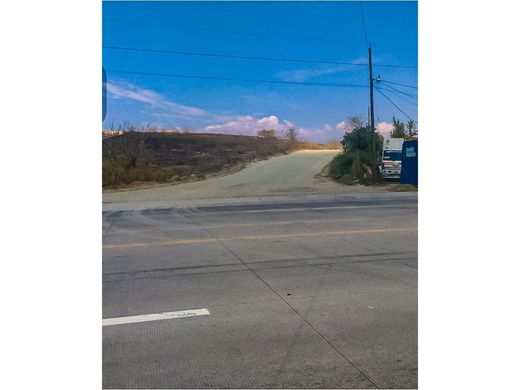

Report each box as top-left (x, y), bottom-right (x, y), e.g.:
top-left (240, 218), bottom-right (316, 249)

top-left (400, 140), bottom-right (418, 186)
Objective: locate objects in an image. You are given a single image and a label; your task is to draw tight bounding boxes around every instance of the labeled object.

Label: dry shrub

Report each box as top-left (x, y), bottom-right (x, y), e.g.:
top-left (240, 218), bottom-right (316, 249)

top-left (102, 131), bottom-right (342, 188)
top-left (386, 184), bottom-right (418, 192)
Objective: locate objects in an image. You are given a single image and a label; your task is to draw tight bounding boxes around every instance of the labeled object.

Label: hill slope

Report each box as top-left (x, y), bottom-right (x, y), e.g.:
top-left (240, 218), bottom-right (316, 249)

top-left (103, 132), bottom-right (337, 188)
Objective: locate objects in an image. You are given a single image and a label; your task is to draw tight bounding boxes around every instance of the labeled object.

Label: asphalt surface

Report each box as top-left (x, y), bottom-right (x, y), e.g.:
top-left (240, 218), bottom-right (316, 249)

top-left (103, 194), bottom-right (417, 389)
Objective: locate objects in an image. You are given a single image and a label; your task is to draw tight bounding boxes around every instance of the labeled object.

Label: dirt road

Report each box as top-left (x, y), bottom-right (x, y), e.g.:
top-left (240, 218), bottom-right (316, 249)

top-left (103, 150), bottom-right (386, 210)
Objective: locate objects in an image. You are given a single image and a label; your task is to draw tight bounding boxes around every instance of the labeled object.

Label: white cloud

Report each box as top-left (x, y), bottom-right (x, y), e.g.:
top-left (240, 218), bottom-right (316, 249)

top-left (106, 80), bottom-right (351, 142)
top-left (107, 81), bottom-right (207, 119)
top-left (335, 120), bottom-right (392, 136)
top-left (297, 123), bottom-right (344, 143)
top-left (203, 115), bottom-right (346, 142)
top-left (335, 121), bottom-right (346, 130)
top-left (377, 121), bottom-right (394, 136)
top-left (276, 57), bottom-right (366, 82)
top-left (256, 115), bottom-right (280, 129)
top-left (203, 115), bottom-right (290, 136)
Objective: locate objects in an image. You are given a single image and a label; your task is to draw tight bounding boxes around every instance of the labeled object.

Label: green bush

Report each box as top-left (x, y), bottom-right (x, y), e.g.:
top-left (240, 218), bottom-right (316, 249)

top-left (329, 124), bottom-right (384, 184)
top-left (329, 153), bottom-right (353, 179)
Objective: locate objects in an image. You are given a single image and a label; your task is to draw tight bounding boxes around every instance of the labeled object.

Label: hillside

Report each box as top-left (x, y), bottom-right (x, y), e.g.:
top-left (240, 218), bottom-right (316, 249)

top-left (102, 132), bottom-right (338, 188)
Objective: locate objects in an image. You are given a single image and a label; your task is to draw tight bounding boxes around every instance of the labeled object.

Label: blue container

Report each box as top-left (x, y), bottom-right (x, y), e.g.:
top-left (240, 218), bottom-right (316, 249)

top-left (400, 140), bottom-right (418, 186)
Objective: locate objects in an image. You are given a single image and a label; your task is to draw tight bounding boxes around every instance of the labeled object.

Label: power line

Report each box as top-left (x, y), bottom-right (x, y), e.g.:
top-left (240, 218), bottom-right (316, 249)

top-left (376, 86), bottom-right (417, 106)
top-left (373, 63), bottom-right (417, 69)
top-left (380, 80), bottom-right (418, 89)
top-left (378, 82), bottom-right (418, 100)
top-left (103, 45), bottom-right (367, 66)
top-left (379, 88), bottom-right (417, 105)
top-left (371, 43), bottom-right (418, 54)
top-left (375, 88), bottom-right (416, 121)
top-left (359, 1), bottom-right (370, 46)
top-left (104, 18), bottom-right (366, 47)
top-left (103, 45), bottom-right (417, 69)
top-left (104, 18), bottom-right (416, 53)
top-left (106, 69), bottom-right (367, 88)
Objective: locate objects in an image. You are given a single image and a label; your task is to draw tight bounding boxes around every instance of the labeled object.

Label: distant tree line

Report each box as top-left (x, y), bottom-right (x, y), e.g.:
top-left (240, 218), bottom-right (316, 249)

top-left (257, 127), bottom-right (299, 143)
top-left (390, 117), bottom-right (417, 139)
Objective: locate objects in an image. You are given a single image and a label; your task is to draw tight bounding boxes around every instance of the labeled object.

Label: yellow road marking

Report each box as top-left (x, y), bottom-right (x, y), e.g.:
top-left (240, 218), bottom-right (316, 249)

top-left (103, 227), bottom-right (417, 250)
top-left (111, 215), bottom-right (415, 235)
top-left (112, 217), bottom-right (371, 235)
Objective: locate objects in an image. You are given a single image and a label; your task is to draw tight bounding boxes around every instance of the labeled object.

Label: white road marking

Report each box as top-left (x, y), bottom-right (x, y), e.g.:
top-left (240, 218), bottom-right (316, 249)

top-left (102, 308), bottom-right (210, 327)
top-left (241, 204), bottom-right (400, 213)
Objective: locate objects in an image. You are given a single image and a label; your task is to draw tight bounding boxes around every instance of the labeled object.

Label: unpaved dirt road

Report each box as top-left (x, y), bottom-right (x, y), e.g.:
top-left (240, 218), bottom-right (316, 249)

top-left (103, 150), bottom-right (386, 210)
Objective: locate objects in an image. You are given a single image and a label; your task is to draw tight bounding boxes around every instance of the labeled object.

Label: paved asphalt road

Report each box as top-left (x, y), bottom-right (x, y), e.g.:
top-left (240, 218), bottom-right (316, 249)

top-left (103, 151), bottom-right (417, 389)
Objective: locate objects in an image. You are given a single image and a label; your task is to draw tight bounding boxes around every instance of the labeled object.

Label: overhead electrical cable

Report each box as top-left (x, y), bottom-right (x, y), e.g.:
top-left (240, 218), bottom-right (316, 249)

top-left (373, 63), bottom-right (417, 69)
top-left (103, 45), bottom-right (369, 66)
top-left (104, 18), bottom-right (366, 46)
top-left (380, 80), bottom-right (418, 90)
top-left (375, 88), bottom-right (416, 121)
top-left (378, 82), bottom-right (418, 100)
top-left (103, 45), bottom-right (417, 69)
top-left (106, 69), bottom-right (367, 88)
top-left (376, 86), bottom-right (418, 106)
top-left (359, 1), bottom-right (370, 46)
top-left (104, 18), bottom-right (416, 53)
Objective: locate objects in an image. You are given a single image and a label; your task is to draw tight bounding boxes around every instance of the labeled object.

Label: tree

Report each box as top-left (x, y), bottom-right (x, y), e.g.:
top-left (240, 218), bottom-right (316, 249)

top-left (257, 128), bottom-right (277, 138)
top-left (284, 127), bottom-right (298, 142)
top-left (390, 116), bottom-right (407, 138)
top-left (406, 120), bottom-right (417, 138)
top-left (337, 117), bottom-right (383, 183)
top-left (344, 115), bottom-right (366, 132)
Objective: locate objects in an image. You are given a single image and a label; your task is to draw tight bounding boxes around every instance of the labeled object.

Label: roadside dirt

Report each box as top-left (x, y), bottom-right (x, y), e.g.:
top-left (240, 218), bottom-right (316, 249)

top-left (103, 158), bottom-right (258, 193)
top-left (103, 150), bottom-right (388, 210)
top-left (386, 184), bottom-right (418, 192)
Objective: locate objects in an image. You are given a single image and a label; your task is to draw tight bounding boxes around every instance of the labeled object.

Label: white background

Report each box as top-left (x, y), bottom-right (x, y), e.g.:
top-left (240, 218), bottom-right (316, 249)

top-left (1, 1), bottom-right (519, 388)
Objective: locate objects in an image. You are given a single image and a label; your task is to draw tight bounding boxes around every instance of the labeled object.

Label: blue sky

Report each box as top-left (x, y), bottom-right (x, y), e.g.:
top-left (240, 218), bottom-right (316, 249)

top-left (102, 1), bottom-right (417, 142)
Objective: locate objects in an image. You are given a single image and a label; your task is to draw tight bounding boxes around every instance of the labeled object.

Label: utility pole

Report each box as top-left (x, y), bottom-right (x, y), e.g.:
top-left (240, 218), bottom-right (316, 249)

top-left (368, 46), bottom-right (376, 183)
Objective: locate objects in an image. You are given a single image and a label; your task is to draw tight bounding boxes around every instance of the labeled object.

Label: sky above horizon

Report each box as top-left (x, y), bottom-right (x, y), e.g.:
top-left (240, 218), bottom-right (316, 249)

top-left (102, 1), bottom-right (418, 142)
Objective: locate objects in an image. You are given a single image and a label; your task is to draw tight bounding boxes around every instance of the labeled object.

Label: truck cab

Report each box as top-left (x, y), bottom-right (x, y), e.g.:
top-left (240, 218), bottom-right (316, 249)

top-left (381, 138), bottom-right (405, 180)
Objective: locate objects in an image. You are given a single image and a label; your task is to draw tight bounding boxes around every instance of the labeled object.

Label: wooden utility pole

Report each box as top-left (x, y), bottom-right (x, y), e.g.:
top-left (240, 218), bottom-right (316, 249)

top-left (368, 46), bottom-right (376, 183)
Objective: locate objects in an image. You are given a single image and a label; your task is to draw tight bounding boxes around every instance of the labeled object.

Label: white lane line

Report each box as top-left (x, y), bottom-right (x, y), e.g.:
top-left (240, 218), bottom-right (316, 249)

top-left (241, 204), bottom-right (402, 213)
top-left (102, 308), bottom-right (210, 327)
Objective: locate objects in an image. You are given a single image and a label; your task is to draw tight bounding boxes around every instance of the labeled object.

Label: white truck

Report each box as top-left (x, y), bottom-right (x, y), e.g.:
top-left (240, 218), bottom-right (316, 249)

top-left (381, 138), bottom-right (405, 180)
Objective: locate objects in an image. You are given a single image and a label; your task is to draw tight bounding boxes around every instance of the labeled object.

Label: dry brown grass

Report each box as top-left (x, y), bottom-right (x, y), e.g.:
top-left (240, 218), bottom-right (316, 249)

top-left (102, 132), bottom-right (334, 188)
top-left (386, 184), bottom-right (418, 192)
